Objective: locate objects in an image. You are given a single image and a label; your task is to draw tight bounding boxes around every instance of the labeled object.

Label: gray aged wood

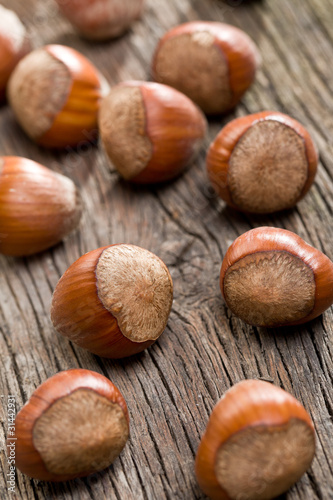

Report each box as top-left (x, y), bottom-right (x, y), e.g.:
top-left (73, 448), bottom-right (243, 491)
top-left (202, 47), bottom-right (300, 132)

top-left (0, 0), bottom-right (333, 499)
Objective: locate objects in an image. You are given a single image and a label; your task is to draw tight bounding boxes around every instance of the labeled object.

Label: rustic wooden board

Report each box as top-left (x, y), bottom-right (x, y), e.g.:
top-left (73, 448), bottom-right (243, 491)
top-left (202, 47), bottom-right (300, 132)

top-left (0, 0), bottom-right (333, 499)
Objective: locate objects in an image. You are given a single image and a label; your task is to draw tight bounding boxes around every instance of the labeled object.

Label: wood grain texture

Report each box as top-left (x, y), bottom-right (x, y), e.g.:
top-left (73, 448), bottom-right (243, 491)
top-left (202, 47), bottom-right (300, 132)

top-left (0, 0), bottom-right (333, 499)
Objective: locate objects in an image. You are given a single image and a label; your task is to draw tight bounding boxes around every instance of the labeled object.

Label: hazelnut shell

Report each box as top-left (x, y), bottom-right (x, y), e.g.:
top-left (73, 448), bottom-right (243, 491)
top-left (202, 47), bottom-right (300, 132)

top-left (55, 0), bottom-right (144, 41)
top-left (207, 111), bottom-right (318, 213)
top-left (99, 81), bottom-right (207, 183)
top-left (51, 244), bottom-right (173, 358)
top-left (0, 6), bottom-right (31, 100)
top-left (8, 45), bottom-right (108, 148)
top-left (13, 369), bottom-right (129, 481)
top-left (220, 227), bottom-right (333, 327)
top-left (152, 21), bottom-right (260, 114)
top-left (0, 156), bottom-right (81, 256)
top-left (196, 379), bottom-right (315, 500)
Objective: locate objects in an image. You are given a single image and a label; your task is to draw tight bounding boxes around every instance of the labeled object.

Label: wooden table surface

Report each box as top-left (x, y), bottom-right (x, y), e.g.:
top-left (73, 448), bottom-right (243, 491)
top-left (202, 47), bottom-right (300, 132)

top-left (1, 0), bottom-right (333, 499)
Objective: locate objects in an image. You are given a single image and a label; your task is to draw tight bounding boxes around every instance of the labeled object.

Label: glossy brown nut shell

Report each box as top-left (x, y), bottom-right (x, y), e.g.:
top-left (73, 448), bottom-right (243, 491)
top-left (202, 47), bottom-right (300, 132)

top-left (13, 369), bottom-right (129, 482)
top-left (207, 111), bottom-right (318, 213)
top-left (8, 45), bottom-right (108, 148)
top-left (196, 379), bottom-right (315, 500)
top-left (0, 6), bottom-right (30, 100)
top-left (220, 227), bottom-right (333, 327)
top-left (51, 244), bottom-right (174, 358)
top-left (55, 0), bottom-right (145, 41)
top-left (99, 81), bottom-right (207, 183)
top-left (152, 22), bottom-right (260, 114)
top-left (0, 156), bottom-right (81, 256)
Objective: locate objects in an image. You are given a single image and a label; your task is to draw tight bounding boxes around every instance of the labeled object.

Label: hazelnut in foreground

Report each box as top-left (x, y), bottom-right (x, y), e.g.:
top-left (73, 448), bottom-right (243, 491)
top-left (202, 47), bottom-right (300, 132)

top-left (51, 244), bottom-right (173, 357)
top-left (12, 369), bottom-right (129, 481)
top-left (152, 22), bottom-right (260, 114)
top-left (55, 0), bottom-right (144, 41)
top-left (196, 379), bottom-right (315, 500)
top-left (0, 156), bottom-right (82, 256)
top-left (8, 44), bottom-right (108, 148)
top-left (220, 227), bottom-right (333, 327)
top-left (0, 5), bottom-right (30, 101)
top-left (207, 111), bottom-right (318, 213)
top-left (99, 81), bottom-right (207, 183)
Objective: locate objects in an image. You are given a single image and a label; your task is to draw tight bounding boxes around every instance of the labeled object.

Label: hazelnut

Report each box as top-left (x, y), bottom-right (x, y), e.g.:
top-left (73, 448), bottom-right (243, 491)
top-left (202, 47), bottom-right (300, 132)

top-left (55, 0), bottom-right (145, 41)
top-left (152, 21), bottom-right (260, 114)
top-left (220, 227), bottom-right (333, 327)
top-left (207, 111), bottom-right (318, 213)
top-left (196, 379), bottom-right (315, 500)
top-left (51, 244), bottom-right (173, 357)
top-left (0, 5), bottom-right (30, 101)
top-left (13, 369), bottom-right (129, 481)
top-left (0, 156), bottom-right (82, 256)
top-left (99, 81), bottom-right (207, 183)
top-left (8, 44), bottom-right (109, 148)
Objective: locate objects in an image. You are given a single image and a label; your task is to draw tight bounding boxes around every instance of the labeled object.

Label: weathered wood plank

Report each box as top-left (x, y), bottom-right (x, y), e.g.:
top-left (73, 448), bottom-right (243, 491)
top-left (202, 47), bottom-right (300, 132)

top-left (1, 0), bottom-right (333, 499)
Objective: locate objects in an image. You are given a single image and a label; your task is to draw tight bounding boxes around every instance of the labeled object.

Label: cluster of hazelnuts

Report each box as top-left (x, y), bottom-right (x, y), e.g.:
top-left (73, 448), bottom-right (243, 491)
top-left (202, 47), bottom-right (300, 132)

top-left (1, 2), bottom-right (332, 499)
